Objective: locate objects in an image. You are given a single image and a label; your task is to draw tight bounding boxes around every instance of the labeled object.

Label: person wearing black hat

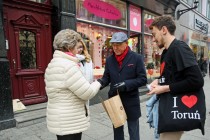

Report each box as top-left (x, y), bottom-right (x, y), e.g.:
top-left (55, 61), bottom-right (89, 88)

top-left (97, 32), bottom-right (147, 140)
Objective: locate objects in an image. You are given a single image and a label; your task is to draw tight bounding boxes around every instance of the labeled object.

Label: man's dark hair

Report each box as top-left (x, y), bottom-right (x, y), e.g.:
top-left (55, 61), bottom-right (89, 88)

top-left (149, 15), bottom-right (176, 35)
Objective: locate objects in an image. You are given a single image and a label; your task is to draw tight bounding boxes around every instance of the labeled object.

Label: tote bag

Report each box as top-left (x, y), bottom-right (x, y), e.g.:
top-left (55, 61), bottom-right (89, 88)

top-left (158, 89), bottom-right (206, 135)
top-left (101, 91), bottom-right (127, 128)
top-left (158, 42), bottom-right (206, 135)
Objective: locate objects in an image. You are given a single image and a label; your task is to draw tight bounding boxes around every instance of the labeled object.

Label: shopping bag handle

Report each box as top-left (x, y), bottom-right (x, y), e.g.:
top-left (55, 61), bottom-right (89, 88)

top-left (99, 89), bottom-right (119, 102)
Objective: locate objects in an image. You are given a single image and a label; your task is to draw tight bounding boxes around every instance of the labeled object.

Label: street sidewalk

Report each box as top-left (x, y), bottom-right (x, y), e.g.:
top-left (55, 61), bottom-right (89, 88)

top-left (0, 76), bottom-right (210, 140)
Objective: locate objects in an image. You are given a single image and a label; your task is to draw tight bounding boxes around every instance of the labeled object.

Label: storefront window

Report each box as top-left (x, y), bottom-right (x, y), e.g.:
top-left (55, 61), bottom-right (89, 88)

top-left (77, 22), bottom-right (121, 69)
top-left (143, 12), bottom-right (161, 78)
top-left (144, 12), bottom-right (156, 34)
top-left (77, 22), bottom-right (140, 79)
top-left (76, 0), bottom-right (127, 28)
top-left (144, 35), bottom-right (162, 78)
top-left (128, 37), bottom-right (139, 53)
top-left (190, 32), bottom-right (208, 72)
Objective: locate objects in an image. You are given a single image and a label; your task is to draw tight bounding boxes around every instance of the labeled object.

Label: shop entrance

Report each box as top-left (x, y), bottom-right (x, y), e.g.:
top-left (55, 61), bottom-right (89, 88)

top-left (3, 1), bottom-right (52, 105)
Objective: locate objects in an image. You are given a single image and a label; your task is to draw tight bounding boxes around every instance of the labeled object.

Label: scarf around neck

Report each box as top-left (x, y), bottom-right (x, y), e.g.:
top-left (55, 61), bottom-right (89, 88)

top-left (115, 46), bottom-right (129, 68)
top-left (65, 52), bottom-right (81, 67)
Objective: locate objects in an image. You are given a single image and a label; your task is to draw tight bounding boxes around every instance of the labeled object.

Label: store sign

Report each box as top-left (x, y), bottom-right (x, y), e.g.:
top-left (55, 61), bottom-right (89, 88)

top-left (194, 15), bottom-right (209, 34)
top-left (83, 0), bottom-right (121, 20)
top-left (129, 5), bottom-right (141, 32)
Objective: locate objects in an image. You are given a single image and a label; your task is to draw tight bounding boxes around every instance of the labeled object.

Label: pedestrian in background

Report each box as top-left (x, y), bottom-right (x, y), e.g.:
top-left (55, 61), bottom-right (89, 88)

top-left (198, 54), bottom-right (207, 77)
top-left (44, 29), bottom-right (101, 140)
top-left (97, 32), bottom-right (147, 140)
top-left (148, 15), bottom-right (205, 140)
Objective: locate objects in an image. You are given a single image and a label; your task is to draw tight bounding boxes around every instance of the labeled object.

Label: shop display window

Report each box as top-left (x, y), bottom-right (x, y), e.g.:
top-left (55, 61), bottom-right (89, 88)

top-left (77, 22), bottom-right (141, 79)
top-left (143, 12), bottom-right (157, 34)
top-left (128, 37), bottom-right (138, 53)
top-left (76, 0), bottom-right (127, 28)
top-left (77, 22), bottom-right (119, 70)
top-left (190, 32), bottom-right (209, 75)
top-left (144, 35), bottom-right (162, 78)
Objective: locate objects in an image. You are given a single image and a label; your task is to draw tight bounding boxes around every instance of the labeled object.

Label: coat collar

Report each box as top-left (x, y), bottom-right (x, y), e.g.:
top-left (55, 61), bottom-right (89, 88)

top-left (53, 50), bottom-right (79, 63)
top-left (111, 49), bottom-right (133, 72)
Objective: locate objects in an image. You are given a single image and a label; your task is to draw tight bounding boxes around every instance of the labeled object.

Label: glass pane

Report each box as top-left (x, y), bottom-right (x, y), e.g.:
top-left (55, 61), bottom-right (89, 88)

top-left (77, 22), bottom-right (122, 69)
top-left (19, 30), bottom-right (37, 69)
top-left (144, 35), bottom-right (163, 78)
top-left (76, 0), bottom-right (127, 28)
top-left (144, 11), bottom-right (158, 34)
top-left (128, 37), bottom-right (139, 53)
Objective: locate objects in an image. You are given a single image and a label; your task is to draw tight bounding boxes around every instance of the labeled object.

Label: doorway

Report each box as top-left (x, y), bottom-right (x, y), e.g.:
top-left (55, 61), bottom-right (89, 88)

top-left (3, 1), bottom-right (52, 105)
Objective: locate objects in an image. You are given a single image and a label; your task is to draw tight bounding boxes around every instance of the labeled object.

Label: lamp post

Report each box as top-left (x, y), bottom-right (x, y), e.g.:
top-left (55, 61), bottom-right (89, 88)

top-left (177, 0), bottom-right (199, 20)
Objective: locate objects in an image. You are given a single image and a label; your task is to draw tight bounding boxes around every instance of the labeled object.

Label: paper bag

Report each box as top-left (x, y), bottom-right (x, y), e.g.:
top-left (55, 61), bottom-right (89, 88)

top-left (102, 94), bottom-right (127, 128)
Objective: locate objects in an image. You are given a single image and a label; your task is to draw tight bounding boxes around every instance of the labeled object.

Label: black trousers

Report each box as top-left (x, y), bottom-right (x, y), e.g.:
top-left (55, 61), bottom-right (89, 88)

top-left (114, 119), bottom-right (140, 140)
top-left (56, 133), bottom-right (82, 140)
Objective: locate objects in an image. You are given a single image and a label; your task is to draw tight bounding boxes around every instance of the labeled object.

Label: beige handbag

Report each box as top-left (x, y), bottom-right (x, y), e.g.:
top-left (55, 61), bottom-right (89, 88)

top-left (101, 90), bottom-right (127, 128)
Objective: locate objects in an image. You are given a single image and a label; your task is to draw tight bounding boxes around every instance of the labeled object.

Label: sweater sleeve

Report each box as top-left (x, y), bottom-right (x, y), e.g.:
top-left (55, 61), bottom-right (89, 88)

top-left (169, 65), bottom-right (204, 94)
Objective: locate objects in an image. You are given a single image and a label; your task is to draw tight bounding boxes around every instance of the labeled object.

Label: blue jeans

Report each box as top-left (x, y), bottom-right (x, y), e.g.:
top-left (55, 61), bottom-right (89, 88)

top-left (114, 119), bottom-right (140, 140)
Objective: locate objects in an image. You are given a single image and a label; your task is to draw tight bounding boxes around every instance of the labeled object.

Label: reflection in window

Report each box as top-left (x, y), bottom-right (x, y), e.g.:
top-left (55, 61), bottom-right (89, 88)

top-left (19, 30), bottom-right (37, 69)
top-left (144, 35), bottom-right (163, 78)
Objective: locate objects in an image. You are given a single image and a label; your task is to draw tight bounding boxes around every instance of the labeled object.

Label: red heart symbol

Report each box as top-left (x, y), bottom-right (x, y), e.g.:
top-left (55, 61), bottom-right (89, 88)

top-left (181, 95), bottom-right (197, 108)
top-left (160, 62), bottom-right (165, 75)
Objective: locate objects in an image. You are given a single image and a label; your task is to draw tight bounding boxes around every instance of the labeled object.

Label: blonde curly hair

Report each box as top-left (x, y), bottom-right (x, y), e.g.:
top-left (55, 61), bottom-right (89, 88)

top-left (53, 29), bottom-right (82, 51)
top-left (79, 40), bottom-right (92, 63)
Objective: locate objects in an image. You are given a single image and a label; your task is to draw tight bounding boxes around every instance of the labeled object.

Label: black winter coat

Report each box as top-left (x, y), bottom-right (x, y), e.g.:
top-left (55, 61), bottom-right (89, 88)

top-left (101, 49), bottom-right (147, 120)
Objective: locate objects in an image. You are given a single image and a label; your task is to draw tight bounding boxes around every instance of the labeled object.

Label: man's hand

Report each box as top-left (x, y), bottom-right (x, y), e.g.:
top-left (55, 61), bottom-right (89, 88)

top-left (147, 85), bottom-right (170, 95)
top-left (150, 79), bottom-right (158, 88)
top-left (113, 82), bottom-right (126, 92)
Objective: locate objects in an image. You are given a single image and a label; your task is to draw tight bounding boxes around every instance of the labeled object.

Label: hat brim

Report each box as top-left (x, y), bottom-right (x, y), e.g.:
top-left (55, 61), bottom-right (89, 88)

top-left (110, 39), bottom-right (127, 43)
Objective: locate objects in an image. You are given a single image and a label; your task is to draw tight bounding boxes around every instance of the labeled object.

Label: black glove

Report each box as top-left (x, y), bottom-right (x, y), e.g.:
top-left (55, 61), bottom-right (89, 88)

top-left (113, 82), bottom-right (126, 92)
top-left (97, 78), bottom-right (105, 90)
top-left (97, 78), bottom-right (103, 85)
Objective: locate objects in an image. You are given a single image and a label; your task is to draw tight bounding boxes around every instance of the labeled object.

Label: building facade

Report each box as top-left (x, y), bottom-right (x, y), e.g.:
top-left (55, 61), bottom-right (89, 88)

top-left (52, 0), bottom-right (179, 79)
top-left (4, 0), bottom-right (210, 130)
top-left (175, 0), bottom-right (210, 75)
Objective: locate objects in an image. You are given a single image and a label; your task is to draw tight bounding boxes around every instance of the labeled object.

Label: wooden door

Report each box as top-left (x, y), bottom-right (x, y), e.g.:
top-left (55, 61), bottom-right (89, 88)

top-left (3, 0), bottom-right (52, 105)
